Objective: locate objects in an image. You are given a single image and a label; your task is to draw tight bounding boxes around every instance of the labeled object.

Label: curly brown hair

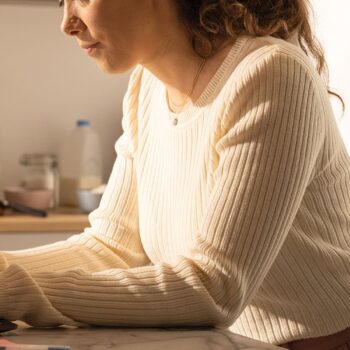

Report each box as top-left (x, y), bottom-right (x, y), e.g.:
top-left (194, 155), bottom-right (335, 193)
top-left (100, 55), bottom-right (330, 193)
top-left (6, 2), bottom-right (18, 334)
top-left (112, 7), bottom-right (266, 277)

top-left (176, 0), bottom-right (345, 117)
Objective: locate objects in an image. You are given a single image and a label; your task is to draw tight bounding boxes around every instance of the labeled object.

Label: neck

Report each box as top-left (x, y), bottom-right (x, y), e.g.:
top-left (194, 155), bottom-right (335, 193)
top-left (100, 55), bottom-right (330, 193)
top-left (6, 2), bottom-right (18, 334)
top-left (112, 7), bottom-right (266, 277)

top-left (142, 35), bottom-right (203, 101)
top-left (144, 38), bottom-right (235, 109)
top-left (139, 2), bottom-right (234, 107)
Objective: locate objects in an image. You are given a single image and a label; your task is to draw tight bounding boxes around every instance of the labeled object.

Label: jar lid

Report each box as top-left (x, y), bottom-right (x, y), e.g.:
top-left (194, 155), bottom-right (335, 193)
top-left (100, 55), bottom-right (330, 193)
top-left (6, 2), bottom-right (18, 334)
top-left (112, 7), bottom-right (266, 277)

top-left (77, 119), bottom-right (90, 127)
top-left (19, 153), bottom-right (58, 167)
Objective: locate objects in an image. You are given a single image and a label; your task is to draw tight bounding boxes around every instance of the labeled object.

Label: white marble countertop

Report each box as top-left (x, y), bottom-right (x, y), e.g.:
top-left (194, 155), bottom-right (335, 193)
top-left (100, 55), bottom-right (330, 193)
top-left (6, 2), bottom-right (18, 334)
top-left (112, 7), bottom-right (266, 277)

top-left (1, 322), bottom-right (284, 350)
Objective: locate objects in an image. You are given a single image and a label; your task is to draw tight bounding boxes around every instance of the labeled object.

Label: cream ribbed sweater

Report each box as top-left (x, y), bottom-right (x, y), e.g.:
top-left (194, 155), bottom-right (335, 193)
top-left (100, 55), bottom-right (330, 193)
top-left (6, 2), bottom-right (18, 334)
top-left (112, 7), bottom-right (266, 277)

top-left (1, 35), bottom-right (350, 345)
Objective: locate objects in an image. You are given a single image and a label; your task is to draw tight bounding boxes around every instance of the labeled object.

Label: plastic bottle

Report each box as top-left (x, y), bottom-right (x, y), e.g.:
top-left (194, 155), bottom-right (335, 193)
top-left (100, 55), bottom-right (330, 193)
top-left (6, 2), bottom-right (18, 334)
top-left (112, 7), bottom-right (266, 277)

top-left (59, 119), bottom-right (103, 206)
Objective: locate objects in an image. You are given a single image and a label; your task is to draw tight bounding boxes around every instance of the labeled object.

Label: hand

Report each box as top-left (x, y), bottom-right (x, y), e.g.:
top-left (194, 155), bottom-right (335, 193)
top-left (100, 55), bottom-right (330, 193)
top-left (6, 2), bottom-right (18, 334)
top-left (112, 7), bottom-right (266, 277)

top-left (0, 319), bottom-right (17, 333)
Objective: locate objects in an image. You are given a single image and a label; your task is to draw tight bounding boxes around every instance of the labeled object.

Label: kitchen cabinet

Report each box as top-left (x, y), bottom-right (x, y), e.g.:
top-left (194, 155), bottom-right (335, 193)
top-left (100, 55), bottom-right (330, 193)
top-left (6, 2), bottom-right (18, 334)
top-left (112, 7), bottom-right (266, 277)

top-left (0, 232), bottom-right (75, 250)
top-left (0, 208), bottom-right (89, 250)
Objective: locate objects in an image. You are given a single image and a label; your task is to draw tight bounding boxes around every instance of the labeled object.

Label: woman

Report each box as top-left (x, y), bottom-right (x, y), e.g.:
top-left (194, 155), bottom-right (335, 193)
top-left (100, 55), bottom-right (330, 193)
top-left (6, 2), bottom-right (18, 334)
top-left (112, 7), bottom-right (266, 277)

top-left (1, 0), bottom-right (349, 348)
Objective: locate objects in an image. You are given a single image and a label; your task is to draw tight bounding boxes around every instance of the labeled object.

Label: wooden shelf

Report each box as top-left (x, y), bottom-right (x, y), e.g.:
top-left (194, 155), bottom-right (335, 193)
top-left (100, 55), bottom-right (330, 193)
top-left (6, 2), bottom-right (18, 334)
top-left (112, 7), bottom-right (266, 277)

top-left (0, 207), bottom-right (89, 233)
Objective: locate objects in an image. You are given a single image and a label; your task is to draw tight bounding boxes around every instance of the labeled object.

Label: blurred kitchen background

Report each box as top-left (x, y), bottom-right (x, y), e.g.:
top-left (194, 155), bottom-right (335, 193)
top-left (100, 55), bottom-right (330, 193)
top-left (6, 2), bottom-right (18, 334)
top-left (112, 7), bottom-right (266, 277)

top-left (0, 0), bottom-right (131, 201)
top-left (0, 0), bottom-right (349, 200)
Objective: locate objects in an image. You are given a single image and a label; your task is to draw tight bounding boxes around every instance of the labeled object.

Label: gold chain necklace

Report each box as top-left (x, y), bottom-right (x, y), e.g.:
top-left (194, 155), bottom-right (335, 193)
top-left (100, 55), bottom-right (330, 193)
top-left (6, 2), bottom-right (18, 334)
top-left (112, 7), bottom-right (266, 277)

top-left (167, 57), bottom-right (207, 125)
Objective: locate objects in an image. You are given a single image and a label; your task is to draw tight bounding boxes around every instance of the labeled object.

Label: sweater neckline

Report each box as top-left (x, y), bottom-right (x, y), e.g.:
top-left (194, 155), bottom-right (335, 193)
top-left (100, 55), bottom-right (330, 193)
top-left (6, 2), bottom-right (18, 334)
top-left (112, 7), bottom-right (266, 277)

top-left (163, 35), bottom-right (249, 128)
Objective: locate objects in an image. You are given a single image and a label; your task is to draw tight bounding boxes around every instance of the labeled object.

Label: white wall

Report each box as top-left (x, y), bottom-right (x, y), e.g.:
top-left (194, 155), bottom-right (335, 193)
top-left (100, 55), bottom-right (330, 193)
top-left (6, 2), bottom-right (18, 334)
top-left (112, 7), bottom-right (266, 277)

top-left (312, 0), bottom-right (350, 152)
top-left (0, 1), bottom-right (131, 198)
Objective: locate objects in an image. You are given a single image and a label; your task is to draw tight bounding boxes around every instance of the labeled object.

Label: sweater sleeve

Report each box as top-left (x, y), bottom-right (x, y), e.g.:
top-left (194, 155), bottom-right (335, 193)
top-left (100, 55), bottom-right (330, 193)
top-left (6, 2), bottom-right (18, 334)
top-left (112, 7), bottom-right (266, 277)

top-left (0, 51), bottom-right (324, 328)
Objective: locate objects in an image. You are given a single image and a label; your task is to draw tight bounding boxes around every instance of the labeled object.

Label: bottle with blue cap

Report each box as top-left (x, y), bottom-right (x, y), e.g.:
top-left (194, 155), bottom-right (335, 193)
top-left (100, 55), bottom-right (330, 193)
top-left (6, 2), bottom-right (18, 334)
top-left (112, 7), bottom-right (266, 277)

top-left (59, 119), bottom-right (103, 206)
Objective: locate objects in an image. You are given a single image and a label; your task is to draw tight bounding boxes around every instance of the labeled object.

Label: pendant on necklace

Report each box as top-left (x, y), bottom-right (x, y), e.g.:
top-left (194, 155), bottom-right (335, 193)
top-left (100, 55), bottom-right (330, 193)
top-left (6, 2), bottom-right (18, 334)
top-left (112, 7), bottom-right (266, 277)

top-left (172, 118), bottom-right (178, 126)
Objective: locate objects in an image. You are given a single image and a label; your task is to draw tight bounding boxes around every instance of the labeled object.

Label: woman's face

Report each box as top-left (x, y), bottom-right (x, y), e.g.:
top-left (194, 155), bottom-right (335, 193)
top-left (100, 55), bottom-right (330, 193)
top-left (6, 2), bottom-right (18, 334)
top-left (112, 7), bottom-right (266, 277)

top-left (61, 0), bottom-right (158, 73)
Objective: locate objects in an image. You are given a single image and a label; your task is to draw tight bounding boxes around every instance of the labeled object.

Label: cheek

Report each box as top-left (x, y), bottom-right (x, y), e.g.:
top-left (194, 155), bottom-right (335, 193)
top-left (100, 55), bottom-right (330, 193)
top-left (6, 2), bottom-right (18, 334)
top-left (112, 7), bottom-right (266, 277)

top-left (97, 5), bottom-right (141, 45)
top-left (86, 14), bottom-right (107, 40)
top-left (89, 14), bottom-right (122, 46)
top-left (99, 21), bottom-right (135, 55)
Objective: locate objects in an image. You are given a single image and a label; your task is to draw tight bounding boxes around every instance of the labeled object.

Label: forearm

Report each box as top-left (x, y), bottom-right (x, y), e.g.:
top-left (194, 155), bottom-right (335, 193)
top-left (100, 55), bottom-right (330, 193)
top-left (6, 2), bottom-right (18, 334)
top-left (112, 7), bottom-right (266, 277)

top-left (0, 258), bottom-right (229, 328)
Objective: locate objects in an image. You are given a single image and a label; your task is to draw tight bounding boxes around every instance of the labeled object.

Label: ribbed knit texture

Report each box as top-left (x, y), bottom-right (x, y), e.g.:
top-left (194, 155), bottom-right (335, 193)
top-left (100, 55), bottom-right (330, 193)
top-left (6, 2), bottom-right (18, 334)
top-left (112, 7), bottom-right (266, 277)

top-left (1, 35), bottom-right (350, 345)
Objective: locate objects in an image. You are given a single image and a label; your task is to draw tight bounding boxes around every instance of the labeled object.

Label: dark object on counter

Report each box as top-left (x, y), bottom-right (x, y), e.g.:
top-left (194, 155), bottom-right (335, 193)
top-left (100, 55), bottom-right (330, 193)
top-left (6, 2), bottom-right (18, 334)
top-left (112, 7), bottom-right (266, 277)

top-left (0, 200), bottom-right (48, 217)
top-left (0, 319), bottom-right (17, 333)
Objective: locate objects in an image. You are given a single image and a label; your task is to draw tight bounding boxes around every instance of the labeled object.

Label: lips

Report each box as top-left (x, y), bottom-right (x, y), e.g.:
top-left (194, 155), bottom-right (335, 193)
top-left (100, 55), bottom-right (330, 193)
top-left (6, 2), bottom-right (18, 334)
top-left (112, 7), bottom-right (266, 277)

top-left (80, 42), bottom-right (100, 55)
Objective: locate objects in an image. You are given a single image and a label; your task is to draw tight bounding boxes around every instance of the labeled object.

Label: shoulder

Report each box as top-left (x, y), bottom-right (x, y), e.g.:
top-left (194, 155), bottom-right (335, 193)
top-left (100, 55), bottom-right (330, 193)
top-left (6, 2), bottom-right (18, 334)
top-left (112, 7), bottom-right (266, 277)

top-left (124, 64), bottom-right (144, 98)
top-left (118, 64), bottom-right (160, 156)
top-left (220, 34), bottom-right (327, 109)
top-left (229, 35), bottom-right (323, 90)
top-left (123, 64), bottom-right (160, 112)
top-left (218, 35), bottom-right (327, 132)
top-left (122, 64), bottom-right (156, 117)
top-left (126, 64), bottom-right (159, 92)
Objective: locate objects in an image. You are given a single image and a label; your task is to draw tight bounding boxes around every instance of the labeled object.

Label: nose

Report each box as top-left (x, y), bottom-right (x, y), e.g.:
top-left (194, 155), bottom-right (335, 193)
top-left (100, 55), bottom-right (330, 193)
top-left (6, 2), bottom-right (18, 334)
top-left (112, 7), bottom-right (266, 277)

top-left (60, 8), bottom-right (85, 36)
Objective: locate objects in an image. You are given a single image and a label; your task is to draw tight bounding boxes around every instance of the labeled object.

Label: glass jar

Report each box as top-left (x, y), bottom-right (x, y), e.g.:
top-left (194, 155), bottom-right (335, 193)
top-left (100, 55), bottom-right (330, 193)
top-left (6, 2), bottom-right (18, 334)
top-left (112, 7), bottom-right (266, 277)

top-left (19, 153), bottom-right (59, 209)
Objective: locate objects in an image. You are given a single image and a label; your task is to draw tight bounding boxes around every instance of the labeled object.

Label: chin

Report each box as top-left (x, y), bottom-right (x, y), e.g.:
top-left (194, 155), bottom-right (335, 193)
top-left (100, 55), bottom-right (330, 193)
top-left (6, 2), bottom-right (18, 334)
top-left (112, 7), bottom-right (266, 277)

top-left (96, 58), bottom-right (133, 75)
